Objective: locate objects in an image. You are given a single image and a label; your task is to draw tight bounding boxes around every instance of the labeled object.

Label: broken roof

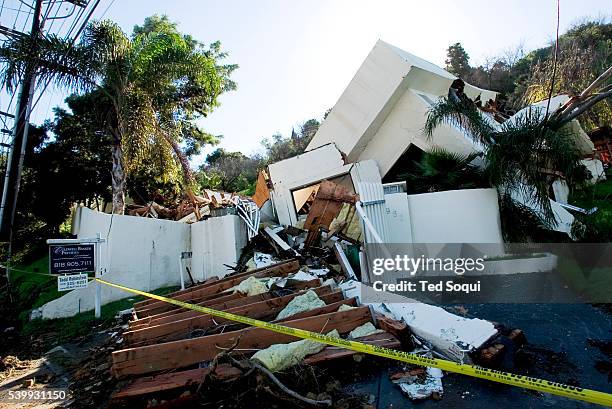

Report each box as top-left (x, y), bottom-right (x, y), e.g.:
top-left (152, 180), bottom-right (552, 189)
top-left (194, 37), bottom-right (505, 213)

top-left (306, 40), bottom-right (497, 162)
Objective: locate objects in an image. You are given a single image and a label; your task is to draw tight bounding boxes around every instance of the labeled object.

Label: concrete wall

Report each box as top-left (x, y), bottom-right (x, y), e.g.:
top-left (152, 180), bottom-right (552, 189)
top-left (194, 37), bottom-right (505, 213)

top-left (37, 208), bottom-right (246, 319)
top-left (383, 188), bottom-right (503, 243)
top-left (409, 188), bottom-right (503, 243)
top-left (191, 214), bottom-right (247, 281)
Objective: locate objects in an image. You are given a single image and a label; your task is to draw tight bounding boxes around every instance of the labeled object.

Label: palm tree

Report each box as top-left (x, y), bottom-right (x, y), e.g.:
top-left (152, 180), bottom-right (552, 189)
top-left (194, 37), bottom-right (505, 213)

top-left (399, 148), bottom-right (486, 194)
top-left (423, 67), bottom-right (611, 226)
top-left (0, 16), bottom-right (236, 213)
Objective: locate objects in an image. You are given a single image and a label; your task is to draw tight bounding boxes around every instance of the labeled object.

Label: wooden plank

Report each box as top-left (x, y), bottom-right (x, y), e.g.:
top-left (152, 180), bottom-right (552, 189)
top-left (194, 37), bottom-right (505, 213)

top-left (112, 306), bottom-right (372, 378)
top-left (134, 260), bottom-right (299, 310)
top-left (124, 290), bottom-right (346, 347)
top-left (112, 365), bottom-right (243, 399)
top-left (303, 332), bottom-right (400, 364)
top-left (135, 260), bottom-right (300, 318)
top-left (112, 331), bottom-right (396, 400)
top-left (130, 280), bottom-right (323, 329)
top-left (129, 292), bottom-right (245, 329)
top-left (263, 226), bottom-right (292, 252)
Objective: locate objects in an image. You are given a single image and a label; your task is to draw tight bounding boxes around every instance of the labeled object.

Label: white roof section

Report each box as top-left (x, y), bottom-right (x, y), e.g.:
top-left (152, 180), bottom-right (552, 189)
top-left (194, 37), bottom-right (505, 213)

top-left (306, 40), bottom-right (497, 161)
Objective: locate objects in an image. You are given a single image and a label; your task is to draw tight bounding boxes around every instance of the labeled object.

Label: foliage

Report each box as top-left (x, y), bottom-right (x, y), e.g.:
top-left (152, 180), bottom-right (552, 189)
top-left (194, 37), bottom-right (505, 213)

top-left (400, 148), bottom-right (486, 194)
top-left (512, 20), bottom-right (612, 131)
top-left (569, 173), bottom-right (612, 242)
top-left (447, 19), bottom-right (611, 123)
top-left (424, 97), bottom-right (588, 226)
top-left (445, 42), bottom-right (471, 78)
top-left (260, 119), bottom-right (320, 164)
top-left (0, 15), bottom-right (236, 212)
top-left (198, 148), bottom-right (261, 193)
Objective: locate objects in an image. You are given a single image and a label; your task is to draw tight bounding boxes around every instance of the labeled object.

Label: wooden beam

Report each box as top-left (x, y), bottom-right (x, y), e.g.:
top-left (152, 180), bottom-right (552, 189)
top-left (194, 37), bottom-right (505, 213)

top-left (124, 290), bottom-right (348, 347)
top-left (135, 260), bottom-right (300, 318)
top-left (112, 331), bottom-right (398, 400)
top-left (130, 279), bottom-right (323, 329)
top-left (134, 260), bottom-right (299, 310)
top-left (112, 365), bottom-right (243, 399)
top-left (112, 306), bottom-right (372, 378)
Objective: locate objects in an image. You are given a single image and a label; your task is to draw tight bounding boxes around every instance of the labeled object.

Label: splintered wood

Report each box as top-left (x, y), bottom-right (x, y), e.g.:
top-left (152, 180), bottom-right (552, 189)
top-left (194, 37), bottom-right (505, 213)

top-left (110, 259), bottom-right (404, 402)
top-left (303, 180), bottom-right (358, 247)
top-left (126, 190), bottom-right (239, 223)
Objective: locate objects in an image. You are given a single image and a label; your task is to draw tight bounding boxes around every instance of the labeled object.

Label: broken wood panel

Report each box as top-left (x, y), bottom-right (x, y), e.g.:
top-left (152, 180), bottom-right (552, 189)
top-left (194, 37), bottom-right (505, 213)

top-left (131, 280), bottom-right (324, 329)
top-left (135, 261), bottom-right (300, 318)
top-left (113, 330), bottom-right (393, 400)
top-left (112, 365), bottom-right (243, 399)
top-left (134, 260), bottom-right (299, 310)
top-left (303, 180), bottom-right (358, 247)
top-left (252, 170), bottom-right (271, 208)
top-left (112, 306), bottom-right (372, 378)
top-left (124, 290), bottom-right (346, 347)
top-left (129, 292), bottom-right (245, 329)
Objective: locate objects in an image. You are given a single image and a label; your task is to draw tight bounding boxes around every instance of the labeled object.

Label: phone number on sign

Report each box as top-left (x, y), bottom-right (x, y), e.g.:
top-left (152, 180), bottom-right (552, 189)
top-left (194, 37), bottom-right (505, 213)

top-left (0, 389), bottom-right (69, 402)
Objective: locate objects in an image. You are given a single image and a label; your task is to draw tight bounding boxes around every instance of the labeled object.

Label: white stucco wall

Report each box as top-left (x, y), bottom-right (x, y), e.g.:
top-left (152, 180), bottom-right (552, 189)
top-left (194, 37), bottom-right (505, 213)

top-left (37, 208), bottom-right (246, 319)
top-left (404, 188), bottom-right (503, 243)
top-left (190, 214), bottom-right (247, 281)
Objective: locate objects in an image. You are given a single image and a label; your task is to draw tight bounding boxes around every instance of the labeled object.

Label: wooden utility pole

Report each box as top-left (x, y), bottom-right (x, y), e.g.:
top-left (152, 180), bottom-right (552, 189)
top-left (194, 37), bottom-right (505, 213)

top-left (0, 0), bottom-right (44, 240)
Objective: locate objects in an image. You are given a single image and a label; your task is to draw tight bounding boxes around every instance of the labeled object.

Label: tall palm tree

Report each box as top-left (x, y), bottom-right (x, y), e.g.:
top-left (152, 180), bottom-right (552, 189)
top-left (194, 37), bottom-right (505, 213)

top-left (423, 68), bottom-right (611, 226)
top-left (0, 17), bottom-right (236, 213)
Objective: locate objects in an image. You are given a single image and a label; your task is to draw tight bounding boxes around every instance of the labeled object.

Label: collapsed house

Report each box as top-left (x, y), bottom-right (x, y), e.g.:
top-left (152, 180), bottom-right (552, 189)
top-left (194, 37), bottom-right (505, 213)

top-left (32, 40), bottom-right (606, 405)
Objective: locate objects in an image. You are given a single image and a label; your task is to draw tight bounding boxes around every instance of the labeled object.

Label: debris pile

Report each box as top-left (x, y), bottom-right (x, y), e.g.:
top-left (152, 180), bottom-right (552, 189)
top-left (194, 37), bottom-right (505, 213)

top-left (126, 189), bottom-right (242, 223)
top-left (109, 260), bottom-right (406, 406)
top-left (102, 178), bottom-right (527, 407)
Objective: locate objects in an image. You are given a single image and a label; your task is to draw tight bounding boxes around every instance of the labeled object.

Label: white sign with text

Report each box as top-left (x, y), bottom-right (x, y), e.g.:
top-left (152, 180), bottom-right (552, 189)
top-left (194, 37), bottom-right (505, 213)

top-left (57, 273), bottom-right (89, 292)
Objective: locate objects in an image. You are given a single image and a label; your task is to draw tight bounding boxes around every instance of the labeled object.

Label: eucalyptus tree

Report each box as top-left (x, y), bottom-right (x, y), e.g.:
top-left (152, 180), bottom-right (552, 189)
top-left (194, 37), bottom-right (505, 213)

top-left (0, 15), bottom-right (236, 213)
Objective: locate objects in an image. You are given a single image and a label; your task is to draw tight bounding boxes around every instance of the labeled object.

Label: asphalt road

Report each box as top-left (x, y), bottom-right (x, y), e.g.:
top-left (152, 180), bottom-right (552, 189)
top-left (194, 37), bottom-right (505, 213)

top-left (344, 304), bottom-right (611, 408)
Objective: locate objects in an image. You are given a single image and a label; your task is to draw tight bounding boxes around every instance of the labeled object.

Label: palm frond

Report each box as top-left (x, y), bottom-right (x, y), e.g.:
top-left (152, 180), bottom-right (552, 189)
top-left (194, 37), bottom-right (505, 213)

top-left (423, 98), bottom-right (496, 145)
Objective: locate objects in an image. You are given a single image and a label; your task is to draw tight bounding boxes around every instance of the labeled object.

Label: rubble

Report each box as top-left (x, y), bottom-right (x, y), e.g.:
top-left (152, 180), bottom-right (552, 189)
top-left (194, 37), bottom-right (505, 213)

top-left (95, 177), bottom-right (529, 406)
top-left (126, 189), bottom-right (252, 224)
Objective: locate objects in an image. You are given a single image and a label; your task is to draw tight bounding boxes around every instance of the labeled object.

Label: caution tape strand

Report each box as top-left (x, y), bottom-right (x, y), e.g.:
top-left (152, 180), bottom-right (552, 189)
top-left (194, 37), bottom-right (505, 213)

top-left (95, 278), bottom-right (612, 407)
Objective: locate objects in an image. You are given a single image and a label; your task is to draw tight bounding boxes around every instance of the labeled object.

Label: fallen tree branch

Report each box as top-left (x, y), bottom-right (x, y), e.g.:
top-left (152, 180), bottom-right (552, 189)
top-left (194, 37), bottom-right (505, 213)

top-left (251, 360), bottom-right (332, 407)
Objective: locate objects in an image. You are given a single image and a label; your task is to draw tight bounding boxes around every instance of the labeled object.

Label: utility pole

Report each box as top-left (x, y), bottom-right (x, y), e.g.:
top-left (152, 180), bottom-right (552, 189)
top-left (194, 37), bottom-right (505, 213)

top-left (0, 0), bottom-right (44, 241)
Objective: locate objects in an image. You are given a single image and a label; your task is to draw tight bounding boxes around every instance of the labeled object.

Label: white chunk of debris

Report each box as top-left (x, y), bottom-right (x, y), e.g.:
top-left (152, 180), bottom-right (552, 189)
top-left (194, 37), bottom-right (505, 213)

top-left (253, 252), bottom-right (276, 268)
top-left (398, 367), bottom-right (443, 400)
top-left (252, 329), bottom-right (340, 372)
top-left (304, 267), bottom-right (330, 277)
top-left (275, 290), bottom-right (326, 320)
top-left (340, 281), bottom-right (497, 362)
top-left (273, 270), bottom-right (321, 288)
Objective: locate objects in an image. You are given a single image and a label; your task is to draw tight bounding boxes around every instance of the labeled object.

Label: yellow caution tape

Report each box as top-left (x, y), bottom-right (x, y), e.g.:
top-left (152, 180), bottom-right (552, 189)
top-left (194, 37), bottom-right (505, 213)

top-left (96, 278), bottom-right (612, 406)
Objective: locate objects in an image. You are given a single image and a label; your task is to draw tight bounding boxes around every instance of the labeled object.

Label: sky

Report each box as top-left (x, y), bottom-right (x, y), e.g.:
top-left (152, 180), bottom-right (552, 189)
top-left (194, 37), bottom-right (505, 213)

top-left (4, 0), bottom-right (611, 165)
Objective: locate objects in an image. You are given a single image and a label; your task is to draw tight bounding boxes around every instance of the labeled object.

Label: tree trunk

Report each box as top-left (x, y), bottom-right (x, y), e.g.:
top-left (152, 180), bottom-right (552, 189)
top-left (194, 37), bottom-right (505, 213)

top-left (111, 141), bottom-right (126, 214)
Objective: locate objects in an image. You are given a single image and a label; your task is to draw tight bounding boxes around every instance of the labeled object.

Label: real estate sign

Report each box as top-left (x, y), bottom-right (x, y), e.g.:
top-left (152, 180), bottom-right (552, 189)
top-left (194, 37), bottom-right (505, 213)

top-left (57, 273), bottom-right (89, 292)
top-left (49, 244), bottom-right (95, 275)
